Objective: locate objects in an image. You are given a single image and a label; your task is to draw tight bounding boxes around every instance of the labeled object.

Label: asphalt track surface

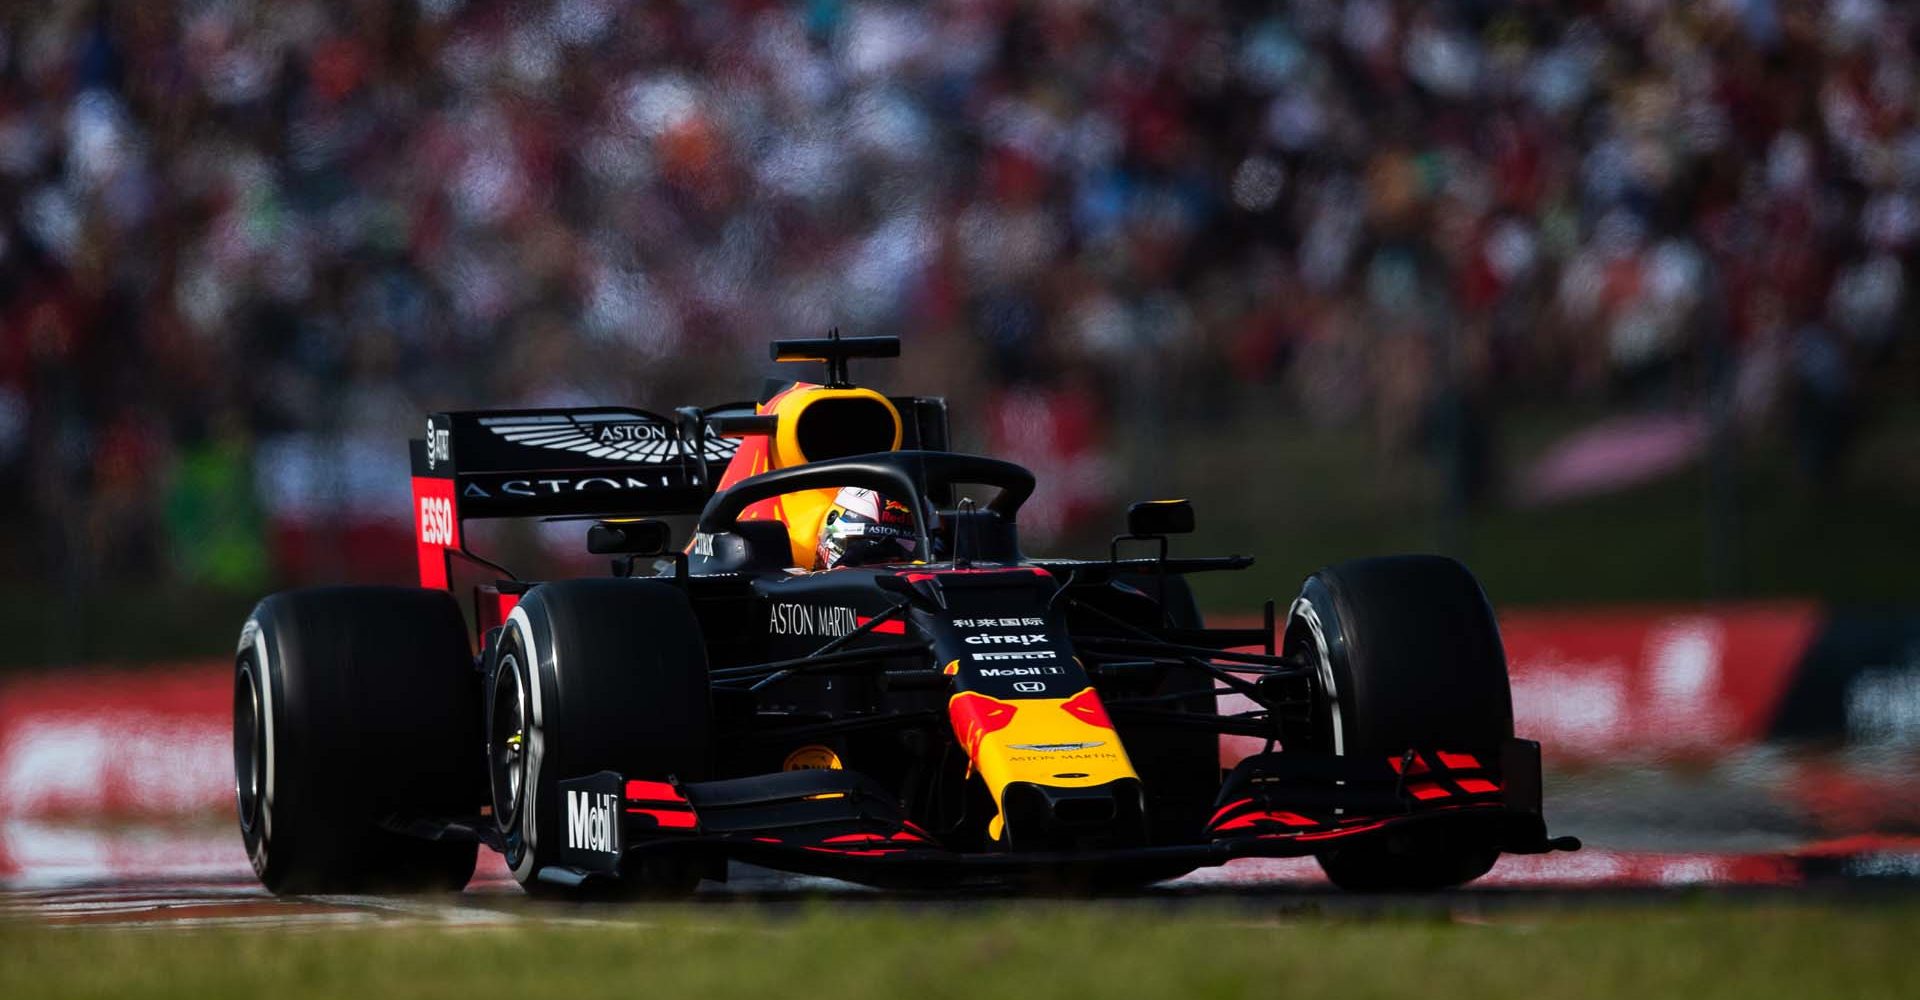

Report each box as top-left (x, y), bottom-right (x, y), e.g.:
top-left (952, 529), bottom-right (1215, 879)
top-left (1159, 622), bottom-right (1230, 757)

top-left (9, 856), bottom-right (1920, 931)
top-left (8, 752), bottom-right (1920, 927)
top-left (8, 829), bottom-right (1920, 929)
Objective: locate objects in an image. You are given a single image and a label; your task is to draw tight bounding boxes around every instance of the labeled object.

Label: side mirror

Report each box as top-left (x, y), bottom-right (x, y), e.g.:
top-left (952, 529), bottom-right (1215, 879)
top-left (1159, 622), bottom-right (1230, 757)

top-left (1126, 499), bottom-right (1194, 537)
top-left (588, 519), bottom-right (672, 556)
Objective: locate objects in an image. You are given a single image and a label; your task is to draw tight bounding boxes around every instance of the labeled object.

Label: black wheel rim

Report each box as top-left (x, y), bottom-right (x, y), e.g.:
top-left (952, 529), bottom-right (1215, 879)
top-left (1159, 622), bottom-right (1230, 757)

top-left (234, 658), bottom-right (264, 835)
top-left (489, 653), bottom-right (528, 828)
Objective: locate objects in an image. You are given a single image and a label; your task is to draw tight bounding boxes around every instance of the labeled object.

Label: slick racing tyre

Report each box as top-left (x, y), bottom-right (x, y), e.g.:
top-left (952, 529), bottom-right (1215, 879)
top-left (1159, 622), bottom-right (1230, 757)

top-left (1282, 556), bottom-right (1513, 891)
top-left (491, 579), bottom-right (713, 898)
top-left (235, 587), bottom-right (482, 894)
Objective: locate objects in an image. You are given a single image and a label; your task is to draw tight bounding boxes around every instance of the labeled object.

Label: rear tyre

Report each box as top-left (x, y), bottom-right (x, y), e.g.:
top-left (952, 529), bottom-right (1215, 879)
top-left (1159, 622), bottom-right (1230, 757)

top-left (236, 587), bottom-right (482, 894)
top-left (491, 579), bottom-right (712, 898)
top-left (1281, 556), bottom-right (1512, 891)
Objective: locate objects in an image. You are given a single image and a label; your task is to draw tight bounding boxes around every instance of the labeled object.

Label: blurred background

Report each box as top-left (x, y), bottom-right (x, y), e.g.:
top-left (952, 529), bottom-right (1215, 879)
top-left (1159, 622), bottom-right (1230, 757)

top-left (3, 0), bottom-right (1920, 887)
top-left (0, 0), bottom-right (1916, 651)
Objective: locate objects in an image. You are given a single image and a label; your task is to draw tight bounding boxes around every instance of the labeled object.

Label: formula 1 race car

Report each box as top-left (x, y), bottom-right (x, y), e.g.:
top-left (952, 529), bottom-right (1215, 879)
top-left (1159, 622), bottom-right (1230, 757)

top-left (232, 334), bottom-right (1577, 897)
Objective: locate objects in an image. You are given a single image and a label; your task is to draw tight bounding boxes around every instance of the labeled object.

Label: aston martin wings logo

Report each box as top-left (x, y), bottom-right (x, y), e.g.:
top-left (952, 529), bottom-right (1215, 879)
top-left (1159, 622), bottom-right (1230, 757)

top-left (480, 413), bottom-right (740, 463)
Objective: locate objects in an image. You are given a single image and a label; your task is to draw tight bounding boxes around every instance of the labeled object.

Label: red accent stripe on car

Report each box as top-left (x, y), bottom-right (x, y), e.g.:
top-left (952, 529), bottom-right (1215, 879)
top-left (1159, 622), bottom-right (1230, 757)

top-left (1213, 810), bottom-right (1318, 832)
top-left (624, 779), bottom-right (686, 803)
top-left (1209, 798), bottom-right (1254, 826)
top-left (948, 692), bottom-right (1019, 757)
top-left (1387, 753), bottom-right (1432, 776)
top-left (817, 830), bottom-right (931, 845)
top-left (1060, 687), bottom-right (1114, 730)
top-left (488, 591), bottom-right (519, 632)
top-left (625, 809), bottom-right (698, 829)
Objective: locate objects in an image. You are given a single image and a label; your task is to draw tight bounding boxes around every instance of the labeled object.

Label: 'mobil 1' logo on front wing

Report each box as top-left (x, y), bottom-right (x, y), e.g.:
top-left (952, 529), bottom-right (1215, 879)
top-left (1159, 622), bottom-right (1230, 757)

top-left (557, 770), bottom-right (626, 872)
top-left (566, 789), bottom-right (620, 855)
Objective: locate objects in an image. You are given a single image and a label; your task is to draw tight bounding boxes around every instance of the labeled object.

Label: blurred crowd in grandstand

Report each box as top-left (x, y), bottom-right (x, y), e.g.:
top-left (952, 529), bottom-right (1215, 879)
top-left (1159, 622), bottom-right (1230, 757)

top-left (2, 0), bottom-right (1916, 589)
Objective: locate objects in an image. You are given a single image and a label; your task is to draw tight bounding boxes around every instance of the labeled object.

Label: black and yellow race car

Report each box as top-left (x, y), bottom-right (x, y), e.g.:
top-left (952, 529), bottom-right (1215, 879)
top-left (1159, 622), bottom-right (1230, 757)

top-left (232, 334), bottom-right (1577, 896)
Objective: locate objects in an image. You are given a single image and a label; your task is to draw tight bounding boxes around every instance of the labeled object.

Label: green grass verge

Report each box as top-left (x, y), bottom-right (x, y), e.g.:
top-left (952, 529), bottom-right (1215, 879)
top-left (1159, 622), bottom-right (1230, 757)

top-left (5, 902), bottom-right (1919, 1000)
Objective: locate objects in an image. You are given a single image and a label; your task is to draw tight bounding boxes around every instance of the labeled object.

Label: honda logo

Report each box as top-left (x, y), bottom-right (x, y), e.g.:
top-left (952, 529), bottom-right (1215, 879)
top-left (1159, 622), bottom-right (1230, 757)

top-left (1012, 681), bottom-right (1046, 693)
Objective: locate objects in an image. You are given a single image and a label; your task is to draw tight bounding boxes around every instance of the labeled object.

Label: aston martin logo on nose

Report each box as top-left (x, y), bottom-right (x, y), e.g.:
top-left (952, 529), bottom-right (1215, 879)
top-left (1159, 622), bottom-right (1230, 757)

top-left (1007, 742), bottom-right (1106, 753)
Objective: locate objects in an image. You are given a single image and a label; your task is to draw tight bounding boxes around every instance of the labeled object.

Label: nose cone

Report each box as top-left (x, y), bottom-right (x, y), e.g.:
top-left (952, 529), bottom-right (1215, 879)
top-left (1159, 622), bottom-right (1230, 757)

top-left (1000, 777), bottom-right (1148, 850)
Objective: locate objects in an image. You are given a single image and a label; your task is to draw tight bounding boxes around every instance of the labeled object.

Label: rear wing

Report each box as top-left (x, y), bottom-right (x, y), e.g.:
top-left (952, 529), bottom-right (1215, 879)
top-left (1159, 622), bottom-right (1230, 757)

top-left (409, 399), bottom-right (948, 589)
top-left (411, 407), bottom-right (735, 521)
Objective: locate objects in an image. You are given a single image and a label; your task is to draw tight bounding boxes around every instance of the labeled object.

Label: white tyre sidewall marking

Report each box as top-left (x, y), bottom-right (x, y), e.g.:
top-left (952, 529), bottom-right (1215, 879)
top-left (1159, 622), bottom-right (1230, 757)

top-left (1288, 597), bottom-right (1344, 756)
top-left (237, 618), bottom-right (275, 872)
top-left (506, 605), bottom-right (544, 882)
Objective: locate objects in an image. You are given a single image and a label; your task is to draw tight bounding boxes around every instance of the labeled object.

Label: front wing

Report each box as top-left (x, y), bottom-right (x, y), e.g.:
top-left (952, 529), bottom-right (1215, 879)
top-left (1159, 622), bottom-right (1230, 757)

top-left (543, 740), bottom-right (1579, 890)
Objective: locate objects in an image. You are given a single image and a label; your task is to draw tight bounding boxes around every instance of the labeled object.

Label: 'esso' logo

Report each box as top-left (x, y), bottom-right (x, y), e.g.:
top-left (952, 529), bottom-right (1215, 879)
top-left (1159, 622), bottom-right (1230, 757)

top-left (419, 496), bottom-right (455, 547)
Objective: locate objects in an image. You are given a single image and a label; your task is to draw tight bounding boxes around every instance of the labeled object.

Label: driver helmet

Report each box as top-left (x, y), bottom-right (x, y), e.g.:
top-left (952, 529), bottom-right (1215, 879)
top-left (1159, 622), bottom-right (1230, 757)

top-left (816, 486), bottom-right (918, 569)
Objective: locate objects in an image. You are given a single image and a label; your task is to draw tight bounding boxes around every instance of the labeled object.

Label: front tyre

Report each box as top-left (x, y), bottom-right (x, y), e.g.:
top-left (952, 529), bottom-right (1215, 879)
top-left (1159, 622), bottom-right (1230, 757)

top-left (1282, 556), bottom-right (1513, 891)
top-left (491, 579), bottom-right (713, 898)
top-left (236, 587), bottom-right (482, 894)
